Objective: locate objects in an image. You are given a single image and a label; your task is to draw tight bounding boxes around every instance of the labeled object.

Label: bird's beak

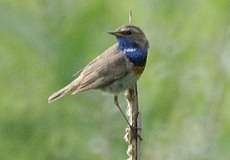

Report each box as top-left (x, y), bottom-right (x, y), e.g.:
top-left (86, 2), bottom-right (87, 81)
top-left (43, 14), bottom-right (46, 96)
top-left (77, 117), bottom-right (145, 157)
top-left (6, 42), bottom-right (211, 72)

top-left (107, 31), bottom-right (123, 36)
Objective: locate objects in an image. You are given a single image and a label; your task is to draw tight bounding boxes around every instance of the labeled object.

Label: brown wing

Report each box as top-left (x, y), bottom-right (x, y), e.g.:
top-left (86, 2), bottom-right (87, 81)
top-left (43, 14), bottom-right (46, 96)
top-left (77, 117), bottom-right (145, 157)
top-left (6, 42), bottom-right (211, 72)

top-left (71, 44), bottom-right (133, 93)
top-left (48, 44), bottom-right (133, 103)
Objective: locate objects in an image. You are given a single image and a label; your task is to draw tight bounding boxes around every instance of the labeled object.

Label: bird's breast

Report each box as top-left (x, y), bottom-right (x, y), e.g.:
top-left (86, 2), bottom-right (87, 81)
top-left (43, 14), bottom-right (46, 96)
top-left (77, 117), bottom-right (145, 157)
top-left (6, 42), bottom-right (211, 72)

top-left (120, 47), bottom-right (147, 67)
top-left (117, 38), bottom-right (148, 66)
top-left (100, 72), bottom-right (139, 94)
top-left (132, 65), bottom-right (145, 76)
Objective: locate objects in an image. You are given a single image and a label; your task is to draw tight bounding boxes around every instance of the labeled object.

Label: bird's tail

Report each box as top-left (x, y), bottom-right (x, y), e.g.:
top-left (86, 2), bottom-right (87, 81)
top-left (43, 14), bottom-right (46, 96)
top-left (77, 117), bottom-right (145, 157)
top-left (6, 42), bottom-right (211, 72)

top-left (48, 82), bottom-right (77, 103)
top-left (48, 79), bottom-right (80, 103)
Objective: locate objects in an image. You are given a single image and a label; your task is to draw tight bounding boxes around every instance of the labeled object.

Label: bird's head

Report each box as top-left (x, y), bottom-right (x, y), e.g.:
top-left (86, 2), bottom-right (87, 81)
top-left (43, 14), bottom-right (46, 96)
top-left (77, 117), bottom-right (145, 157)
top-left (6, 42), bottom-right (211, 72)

top-left (108, 25), bottom-right (149, 49)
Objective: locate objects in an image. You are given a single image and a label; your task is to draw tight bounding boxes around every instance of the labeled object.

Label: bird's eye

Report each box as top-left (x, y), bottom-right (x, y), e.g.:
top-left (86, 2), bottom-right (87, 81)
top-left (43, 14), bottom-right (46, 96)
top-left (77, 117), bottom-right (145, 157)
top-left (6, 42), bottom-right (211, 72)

top-left (124, 30), bottom-right (132, 35)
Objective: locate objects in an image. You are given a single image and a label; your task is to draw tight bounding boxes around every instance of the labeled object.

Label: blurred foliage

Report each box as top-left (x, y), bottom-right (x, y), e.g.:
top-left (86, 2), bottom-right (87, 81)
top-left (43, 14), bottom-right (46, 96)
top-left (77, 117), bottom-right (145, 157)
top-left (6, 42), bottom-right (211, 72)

top-left (0, 0), bottom-right (230, 160)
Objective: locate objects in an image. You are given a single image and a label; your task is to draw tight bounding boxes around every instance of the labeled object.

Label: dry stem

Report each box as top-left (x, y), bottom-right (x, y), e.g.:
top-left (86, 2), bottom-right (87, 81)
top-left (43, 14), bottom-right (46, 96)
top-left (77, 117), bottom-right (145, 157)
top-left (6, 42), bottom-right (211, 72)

top-left (124, 83), bottom-right (141, 160)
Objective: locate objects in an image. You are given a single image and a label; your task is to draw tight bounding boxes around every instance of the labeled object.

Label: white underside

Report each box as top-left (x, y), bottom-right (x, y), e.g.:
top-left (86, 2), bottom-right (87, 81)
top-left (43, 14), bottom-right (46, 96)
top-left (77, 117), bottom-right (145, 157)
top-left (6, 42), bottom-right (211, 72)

top-left (100, 73), bottom-right (139, 94)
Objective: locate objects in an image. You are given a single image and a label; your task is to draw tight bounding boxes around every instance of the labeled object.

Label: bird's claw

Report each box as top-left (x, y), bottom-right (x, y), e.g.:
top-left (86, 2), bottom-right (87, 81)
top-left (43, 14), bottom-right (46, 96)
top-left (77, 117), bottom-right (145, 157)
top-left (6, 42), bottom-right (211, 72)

top-left (129, 125), bottom-right (143, 141)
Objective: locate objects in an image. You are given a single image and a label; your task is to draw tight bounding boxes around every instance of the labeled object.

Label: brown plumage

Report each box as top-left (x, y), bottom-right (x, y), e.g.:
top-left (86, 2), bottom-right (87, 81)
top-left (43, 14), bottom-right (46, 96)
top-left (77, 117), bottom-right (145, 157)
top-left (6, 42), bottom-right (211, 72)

top-left (48, 44), bottom-right (133, 103)
top-left (48, 24), bottom-right (149, 106)
top-left (48, 24), bottom-right (149, 135)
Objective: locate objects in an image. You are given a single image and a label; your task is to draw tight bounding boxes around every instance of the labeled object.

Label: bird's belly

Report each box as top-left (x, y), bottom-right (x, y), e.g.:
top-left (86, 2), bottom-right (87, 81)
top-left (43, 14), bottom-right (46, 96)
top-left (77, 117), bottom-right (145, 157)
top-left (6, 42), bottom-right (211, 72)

top-left (100, 73), bottom-right (139, 94)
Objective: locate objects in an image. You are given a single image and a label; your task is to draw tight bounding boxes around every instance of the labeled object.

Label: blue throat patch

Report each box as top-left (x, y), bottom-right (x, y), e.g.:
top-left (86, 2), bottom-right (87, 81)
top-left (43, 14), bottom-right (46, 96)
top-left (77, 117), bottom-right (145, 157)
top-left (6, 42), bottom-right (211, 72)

top-left (117, 37), bottom-right (147, 66)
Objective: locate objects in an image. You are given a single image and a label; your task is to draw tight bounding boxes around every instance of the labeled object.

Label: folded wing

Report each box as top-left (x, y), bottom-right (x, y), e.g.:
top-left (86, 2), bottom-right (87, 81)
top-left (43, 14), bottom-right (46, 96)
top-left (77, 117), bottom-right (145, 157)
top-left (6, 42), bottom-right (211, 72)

top-left (48, 44), bottom-right (132, 103)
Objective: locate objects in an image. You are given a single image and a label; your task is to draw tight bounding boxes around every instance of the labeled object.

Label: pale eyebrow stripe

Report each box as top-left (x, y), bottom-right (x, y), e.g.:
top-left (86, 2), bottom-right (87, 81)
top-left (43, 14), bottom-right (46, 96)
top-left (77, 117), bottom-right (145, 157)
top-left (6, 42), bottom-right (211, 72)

top-left (132, 28), bottom-right (140, 33)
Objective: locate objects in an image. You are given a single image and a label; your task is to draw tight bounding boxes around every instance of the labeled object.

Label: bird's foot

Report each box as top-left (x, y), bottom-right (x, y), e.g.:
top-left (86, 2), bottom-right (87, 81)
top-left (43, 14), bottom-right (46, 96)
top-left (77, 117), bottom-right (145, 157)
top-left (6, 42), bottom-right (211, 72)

top-left (129, 125), bottom-right (143, 141)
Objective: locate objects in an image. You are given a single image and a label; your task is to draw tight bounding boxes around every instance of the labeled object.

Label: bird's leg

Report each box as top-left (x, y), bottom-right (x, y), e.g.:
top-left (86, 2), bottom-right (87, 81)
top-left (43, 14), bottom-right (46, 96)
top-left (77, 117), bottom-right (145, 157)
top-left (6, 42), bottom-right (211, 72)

top-left (114, 95), bottom-right (131, 127)
top-left (114, 95), bottom-right (142, 140)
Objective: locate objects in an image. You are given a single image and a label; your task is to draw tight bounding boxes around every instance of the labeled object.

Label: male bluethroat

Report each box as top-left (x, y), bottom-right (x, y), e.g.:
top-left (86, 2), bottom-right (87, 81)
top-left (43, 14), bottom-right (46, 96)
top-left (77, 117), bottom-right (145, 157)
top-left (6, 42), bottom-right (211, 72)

top-left (48, 24), bottom-right (149, 130)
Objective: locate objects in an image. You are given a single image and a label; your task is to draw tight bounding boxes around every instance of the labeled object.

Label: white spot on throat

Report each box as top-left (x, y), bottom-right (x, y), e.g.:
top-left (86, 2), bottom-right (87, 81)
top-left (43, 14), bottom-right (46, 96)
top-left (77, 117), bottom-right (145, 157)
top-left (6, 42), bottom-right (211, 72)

top-left (123, 48), bottom-right (137, 53)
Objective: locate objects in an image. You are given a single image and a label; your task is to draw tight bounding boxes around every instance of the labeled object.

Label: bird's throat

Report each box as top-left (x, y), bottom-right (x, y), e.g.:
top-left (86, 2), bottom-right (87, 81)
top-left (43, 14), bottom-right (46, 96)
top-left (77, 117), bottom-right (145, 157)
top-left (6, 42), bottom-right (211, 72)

top-left (117, 37), bottom-right (147, 66)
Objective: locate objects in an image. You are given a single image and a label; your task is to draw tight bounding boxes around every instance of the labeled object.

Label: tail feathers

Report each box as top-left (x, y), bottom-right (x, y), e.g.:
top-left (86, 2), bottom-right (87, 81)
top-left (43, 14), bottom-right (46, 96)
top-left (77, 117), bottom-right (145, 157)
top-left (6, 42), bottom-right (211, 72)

top-left (48, 84), bottom-right (74, 103)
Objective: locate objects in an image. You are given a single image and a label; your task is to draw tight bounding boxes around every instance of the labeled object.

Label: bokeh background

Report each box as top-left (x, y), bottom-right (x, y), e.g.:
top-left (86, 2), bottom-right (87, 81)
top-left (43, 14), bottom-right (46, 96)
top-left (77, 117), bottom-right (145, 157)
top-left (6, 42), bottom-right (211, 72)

top-left (1, 0), bottom-right (230, 160)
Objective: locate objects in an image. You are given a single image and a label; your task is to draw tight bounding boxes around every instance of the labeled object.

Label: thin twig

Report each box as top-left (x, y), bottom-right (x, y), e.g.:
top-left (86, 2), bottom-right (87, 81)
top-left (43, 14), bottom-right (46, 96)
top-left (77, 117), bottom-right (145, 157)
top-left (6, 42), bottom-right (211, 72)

top-left (124, 11), bottom-right (141, 160)
top-left (129, 10), bottom-right (132, 25)
top-left (124, 83), bottom-right (141, 160)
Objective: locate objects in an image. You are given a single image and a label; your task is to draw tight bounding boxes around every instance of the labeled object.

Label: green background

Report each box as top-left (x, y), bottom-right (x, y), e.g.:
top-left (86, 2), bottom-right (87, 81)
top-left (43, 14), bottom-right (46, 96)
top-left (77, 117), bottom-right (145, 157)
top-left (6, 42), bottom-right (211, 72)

top-left (0, 0), bottom-right (230, 159)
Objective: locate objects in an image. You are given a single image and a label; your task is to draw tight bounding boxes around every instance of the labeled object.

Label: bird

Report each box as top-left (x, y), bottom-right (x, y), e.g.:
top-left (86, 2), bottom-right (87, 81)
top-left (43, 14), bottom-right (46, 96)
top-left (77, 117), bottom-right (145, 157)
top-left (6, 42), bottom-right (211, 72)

top-left (48, 24), bottom-right (149, 130)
